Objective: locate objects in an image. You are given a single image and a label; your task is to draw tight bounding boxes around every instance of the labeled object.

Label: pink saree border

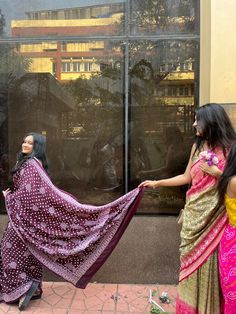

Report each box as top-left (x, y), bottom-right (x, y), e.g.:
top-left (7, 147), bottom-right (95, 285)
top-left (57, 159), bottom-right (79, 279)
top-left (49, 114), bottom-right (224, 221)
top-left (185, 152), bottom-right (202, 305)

top-left (187, 147), bottom-right (226, 197)
top-left (180, 212), bottom-right (228, 281)
top-left (187, 158), bottom-right (224, 199)
top-left (176, 294), bottom-right (199, 314)
top-left (179, 149), bottom-right (227, 281)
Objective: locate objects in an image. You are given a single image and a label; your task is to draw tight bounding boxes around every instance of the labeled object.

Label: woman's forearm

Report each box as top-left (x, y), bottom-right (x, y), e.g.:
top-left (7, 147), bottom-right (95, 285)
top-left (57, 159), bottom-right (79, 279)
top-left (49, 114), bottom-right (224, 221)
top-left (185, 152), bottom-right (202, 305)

top-left (139, 144), bottom-right (194, 189)
top-left (154, 173), bottom-right (191, 188)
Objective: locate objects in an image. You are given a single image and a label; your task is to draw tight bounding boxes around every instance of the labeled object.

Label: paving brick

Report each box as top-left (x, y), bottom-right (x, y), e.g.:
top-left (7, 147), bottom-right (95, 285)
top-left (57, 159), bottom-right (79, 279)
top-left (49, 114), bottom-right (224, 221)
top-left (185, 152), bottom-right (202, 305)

top-left (0, 282), bottom-right (177, 313)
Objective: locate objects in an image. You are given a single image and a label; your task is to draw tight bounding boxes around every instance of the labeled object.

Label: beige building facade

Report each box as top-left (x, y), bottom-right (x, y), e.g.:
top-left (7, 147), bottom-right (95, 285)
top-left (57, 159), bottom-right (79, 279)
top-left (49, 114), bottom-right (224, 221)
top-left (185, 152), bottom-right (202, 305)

top-left (200, 0), bottom-right (236, 108)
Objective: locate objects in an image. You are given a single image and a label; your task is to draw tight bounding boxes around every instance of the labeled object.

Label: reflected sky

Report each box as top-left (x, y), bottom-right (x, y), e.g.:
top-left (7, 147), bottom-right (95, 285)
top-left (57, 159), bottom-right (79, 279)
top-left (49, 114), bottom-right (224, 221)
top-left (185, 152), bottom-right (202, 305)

top-left (0, 0), bottom-right (124, 35)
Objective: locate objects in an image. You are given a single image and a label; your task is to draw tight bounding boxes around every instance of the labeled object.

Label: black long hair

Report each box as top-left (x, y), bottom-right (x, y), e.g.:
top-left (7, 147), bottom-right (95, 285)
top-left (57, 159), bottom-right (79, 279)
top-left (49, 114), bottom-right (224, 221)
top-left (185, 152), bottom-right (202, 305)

top-left (194, 103), bottom-right (236, 155)
top-left (217, 142), bottom-right (236, 208)
top-left (11, 132), bottom-right (49, 174)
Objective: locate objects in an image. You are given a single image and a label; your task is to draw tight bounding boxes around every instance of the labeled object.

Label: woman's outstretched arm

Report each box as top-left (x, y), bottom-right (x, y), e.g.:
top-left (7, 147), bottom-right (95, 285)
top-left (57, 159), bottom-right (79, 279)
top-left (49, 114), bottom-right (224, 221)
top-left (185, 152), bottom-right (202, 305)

top-left (138, 144), bottom-right (196, 189)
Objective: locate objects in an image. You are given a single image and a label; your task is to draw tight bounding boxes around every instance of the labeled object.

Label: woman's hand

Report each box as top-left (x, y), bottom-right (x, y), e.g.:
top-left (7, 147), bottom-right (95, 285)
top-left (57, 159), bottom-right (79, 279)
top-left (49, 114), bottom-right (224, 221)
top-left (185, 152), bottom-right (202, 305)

top-left (199, 162), bottom-right (222, 177)
top-left (138, 180), bottom-right (160, 189)
top-left (2, 188), bottom-right (11, 198)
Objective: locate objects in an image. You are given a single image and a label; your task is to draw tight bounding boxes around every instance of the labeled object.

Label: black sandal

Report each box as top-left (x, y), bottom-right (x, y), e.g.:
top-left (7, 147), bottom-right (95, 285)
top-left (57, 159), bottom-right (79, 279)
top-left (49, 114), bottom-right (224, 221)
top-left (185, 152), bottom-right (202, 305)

top-left (18, 281), bottom-right (39, 311)
top-left (31, 289), bottom-right (43, 300)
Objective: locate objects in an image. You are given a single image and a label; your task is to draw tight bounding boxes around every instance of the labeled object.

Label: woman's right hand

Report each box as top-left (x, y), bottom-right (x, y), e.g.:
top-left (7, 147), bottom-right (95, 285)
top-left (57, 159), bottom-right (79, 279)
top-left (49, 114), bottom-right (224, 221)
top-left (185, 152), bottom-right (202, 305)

top-left (2, 188), bottom-right (11, 198)
top-left (138, 180), bottom-right (160, 189)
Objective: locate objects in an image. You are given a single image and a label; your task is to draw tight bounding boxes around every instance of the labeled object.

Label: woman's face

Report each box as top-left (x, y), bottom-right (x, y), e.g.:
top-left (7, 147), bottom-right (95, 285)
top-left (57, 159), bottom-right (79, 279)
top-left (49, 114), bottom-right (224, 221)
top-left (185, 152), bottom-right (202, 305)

top-left (193, 116), bottom-right (202, 136)
top-left (22, 135), bottom-right (34, 155)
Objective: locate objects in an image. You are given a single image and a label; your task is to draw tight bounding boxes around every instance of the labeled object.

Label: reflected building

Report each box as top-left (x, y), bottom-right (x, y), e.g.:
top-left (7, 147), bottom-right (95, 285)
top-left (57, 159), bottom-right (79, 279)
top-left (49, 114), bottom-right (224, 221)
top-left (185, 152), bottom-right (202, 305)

top-left (0, 1), bottom-right (199, 211)
top-left (8, 72), bottom-right (76, 163)
top-left (11, 2), bottom-right (195, 113)
top-left (11, 3), bottom-right (124, 81)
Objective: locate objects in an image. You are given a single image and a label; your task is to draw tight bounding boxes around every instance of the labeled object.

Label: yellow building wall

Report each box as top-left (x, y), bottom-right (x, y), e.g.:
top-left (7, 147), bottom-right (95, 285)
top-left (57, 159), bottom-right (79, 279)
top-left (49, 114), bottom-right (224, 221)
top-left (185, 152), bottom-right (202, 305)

top-left (66, 42), bottom-right (104, 52)
top-left (19, 41), bottom-right (104, 53)
top-left (165, 72), bottom-right (194, 81)
top-left (20, 43), bottom-right (43, 53)
top-left (158, 97), bottom-right (194, 106)
top-left (11, 13), bottom-right (122, 28)
top-left (61, 72), bottom-right (92, 81)
top-left (29, 58), bottom-right (53, 73)
top-left (200, 0), bottom-right (236, 105)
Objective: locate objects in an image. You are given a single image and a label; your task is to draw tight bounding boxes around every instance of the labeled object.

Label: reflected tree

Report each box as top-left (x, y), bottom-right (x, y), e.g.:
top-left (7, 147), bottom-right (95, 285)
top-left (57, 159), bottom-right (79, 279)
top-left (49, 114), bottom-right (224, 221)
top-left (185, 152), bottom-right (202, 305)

top-left (0, 9), bottom-right (5, 34)
top-left (0, 10), bottom-right (31, 82)
top-left (131, 0), bottom-right (170, 31)
top-left (61, 0), bottom-right (198, 192)
top-left (130, 0), bottom-right (197, 33)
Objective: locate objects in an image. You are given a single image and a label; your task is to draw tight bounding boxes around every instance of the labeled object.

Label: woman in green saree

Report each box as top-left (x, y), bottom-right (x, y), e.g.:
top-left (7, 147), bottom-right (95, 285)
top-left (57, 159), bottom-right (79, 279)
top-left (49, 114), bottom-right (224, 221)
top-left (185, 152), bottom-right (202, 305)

top-left (139, 103), bottom-right (236, 313)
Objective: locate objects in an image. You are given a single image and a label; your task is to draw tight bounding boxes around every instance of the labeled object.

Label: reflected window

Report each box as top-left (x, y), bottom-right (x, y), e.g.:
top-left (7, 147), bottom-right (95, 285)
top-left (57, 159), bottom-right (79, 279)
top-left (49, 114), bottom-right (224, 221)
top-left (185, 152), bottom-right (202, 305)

top-left (0, 40), bottom-right (125, 214)
top-left (62, 62), bottom-right (71, 72)
top-left (73, 62), bottom-right (81, 72)
top-left (0, 0), bottom-right (199, 215)
top-left (84, 62), bottom-right (92, 72)
top-left (129, 39), bottom-right (198, 213)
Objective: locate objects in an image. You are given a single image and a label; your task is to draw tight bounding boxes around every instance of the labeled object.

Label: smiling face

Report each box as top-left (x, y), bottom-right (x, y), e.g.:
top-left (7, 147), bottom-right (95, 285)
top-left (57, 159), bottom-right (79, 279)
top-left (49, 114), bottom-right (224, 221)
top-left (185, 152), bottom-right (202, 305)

top-left (193, 116), bottom-right (202, 136)
top-left (22, 135), bottom-right (34, 155)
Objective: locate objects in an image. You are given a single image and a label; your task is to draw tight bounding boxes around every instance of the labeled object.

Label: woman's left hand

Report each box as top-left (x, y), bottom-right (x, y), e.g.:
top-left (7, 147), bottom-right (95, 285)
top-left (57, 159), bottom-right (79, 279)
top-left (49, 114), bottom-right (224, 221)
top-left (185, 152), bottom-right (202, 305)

top-left (199, 162), bottom-right (222, 177)
top-left (2, 188), bottom-right (11, 198)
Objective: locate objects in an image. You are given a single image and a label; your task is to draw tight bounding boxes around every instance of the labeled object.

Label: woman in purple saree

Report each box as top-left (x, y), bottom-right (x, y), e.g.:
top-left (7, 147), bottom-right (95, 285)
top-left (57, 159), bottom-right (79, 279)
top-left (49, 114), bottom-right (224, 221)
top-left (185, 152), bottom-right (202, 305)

top-left (1, 133), bottom-right (144, 310)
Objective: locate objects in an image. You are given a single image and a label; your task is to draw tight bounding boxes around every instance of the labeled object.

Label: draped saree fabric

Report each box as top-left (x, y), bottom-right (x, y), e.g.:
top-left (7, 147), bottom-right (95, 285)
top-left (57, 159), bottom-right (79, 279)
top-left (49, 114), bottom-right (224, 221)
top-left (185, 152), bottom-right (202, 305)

top-left (219, 195), bottom-right (236, 314)
top-left (176, 148), bottom-right (228, 314)
top-left (0, 158), bottom-right (144, 303)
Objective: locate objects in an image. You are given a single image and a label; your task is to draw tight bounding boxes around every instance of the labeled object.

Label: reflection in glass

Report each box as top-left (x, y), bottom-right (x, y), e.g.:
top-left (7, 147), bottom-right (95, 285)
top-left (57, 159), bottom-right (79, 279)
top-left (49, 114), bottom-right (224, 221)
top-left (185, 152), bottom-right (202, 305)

top-left (0, 40), bottom-right (125, 213)
top-left (0, 0), bottom-right (200, 215)
top-left (129, 40), bottom-right (198, 213)
top-left (0, 1), bottom-right (125, 38)
top-left (130, 0), bottom-right (199, 35)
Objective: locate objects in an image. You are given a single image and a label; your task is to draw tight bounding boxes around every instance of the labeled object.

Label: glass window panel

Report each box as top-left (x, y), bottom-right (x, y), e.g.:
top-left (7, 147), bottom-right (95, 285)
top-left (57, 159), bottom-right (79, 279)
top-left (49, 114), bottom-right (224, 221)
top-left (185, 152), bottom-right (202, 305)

top-left (0, 0), bottom-right (200, 215)
top-left (129, 39), bottom-right (199, 214)
top-left (130, 0), bottom-right (199, 35)
top-left (0, 0), bottom-right (125, 39)
top-left (62, 62), bottom-right (71, 72)
top-left (0, 40), bottom-right (124, 214)
top-left (73, 62), bottom-right (81, 72)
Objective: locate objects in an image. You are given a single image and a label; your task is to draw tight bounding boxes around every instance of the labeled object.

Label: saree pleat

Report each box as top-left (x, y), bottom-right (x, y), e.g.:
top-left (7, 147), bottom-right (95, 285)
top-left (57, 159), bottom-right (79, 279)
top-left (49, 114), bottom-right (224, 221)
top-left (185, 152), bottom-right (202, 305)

top-left (0, 158), bottom-right (144, 303)
top-left (177, 250), bottom-right (221, 314)
top-left (176, 148), bottom-right (227, 313)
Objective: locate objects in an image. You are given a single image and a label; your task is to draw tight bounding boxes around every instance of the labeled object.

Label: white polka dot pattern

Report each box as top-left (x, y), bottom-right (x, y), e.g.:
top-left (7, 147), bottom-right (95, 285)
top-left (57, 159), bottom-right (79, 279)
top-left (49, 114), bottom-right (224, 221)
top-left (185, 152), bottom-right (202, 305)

top-left (0, 158), bottom-right (143, 302)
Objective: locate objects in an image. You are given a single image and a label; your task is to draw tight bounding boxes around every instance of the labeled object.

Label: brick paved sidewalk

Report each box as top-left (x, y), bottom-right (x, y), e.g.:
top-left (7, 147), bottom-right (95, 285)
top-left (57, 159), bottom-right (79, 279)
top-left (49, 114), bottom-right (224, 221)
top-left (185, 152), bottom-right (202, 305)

top-left (0, 282), bottom-right (177, 314)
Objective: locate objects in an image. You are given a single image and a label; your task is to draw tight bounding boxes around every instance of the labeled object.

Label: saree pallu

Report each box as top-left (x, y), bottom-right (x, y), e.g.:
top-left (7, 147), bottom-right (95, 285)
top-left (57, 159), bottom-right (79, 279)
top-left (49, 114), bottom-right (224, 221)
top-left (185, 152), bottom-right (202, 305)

top-left (0, 158), bottom-right (144, 303)
top-left (176, 148), bottom-right (228, 314)
top-left (219, 195), bottom-right (236, 314)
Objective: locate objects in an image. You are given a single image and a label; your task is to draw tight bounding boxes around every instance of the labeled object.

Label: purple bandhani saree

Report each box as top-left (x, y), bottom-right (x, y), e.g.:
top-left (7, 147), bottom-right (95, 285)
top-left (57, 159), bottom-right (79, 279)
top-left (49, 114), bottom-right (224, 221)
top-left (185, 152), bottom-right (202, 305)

top-left (0, 158), bottom-right (144, 303)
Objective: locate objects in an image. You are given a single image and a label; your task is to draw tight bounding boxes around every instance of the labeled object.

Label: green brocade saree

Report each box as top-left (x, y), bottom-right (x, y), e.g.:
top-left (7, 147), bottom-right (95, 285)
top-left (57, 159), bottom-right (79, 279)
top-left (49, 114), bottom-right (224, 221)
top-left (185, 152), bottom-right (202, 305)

top-left (176, 148), bottom-right (228, 314)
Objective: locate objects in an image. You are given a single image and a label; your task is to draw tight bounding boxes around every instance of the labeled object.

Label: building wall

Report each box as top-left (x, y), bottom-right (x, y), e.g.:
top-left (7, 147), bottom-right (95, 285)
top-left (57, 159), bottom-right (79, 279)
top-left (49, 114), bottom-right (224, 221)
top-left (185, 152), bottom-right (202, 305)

top-left (200, 0), bottom-right (236, 106)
